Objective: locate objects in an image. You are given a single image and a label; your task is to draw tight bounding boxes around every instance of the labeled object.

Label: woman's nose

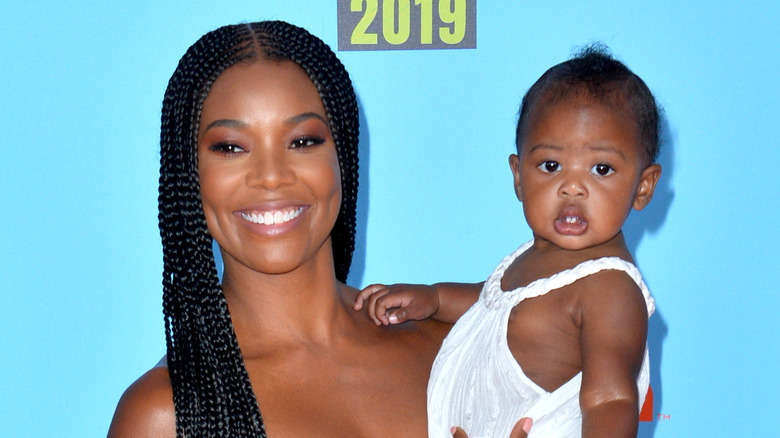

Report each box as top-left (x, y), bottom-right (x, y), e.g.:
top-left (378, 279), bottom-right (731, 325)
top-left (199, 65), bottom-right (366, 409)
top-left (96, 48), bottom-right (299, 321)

top-left (245, 148), bottom-right (295, 189)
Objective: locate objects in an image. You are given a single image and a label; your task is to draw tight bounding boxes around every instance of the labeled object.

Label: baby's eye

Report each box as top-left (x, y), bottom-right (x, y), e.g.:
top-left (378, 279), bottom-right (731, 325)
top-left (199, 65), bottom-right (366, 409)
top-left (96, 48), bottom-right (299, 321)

top-left (538, 160), bottom-right (561, 173)
top-left (210, 143), bottom-right (245, 154)
top-left (591, 163), bottom-right (614, 176)
top-left (291, 136), bottom-right (325, 149)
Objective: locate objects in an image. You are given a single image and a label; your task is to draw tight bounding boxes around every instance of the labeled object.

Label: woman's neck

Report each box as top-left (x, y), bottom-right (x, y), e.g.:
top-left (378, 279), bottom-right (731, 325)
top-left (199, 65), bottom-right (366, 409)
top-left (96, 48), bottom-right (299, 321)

top-left (219, 250), bottom-right (355, 351)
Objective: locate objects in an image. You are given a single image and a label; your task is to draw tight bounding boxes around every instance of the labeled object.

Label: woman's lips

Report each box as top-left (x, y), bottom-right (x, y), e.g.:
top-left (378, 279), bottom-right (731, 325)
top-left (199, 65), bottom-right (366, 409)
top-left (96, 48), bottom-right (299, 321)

top-left (239, 206), bottom-right (304, 225)
top-left (554, 206), bottom-right (588, 236)
top-left (235, 205), bottom-right (307, 236)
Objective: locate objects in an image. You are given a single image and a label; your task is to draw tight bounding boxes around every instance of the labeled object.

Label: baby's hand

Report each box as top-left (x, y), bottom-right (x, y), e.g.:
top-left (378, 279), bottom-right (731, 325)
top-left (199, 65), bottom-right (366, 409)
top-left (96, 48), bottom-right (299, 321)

top-left (354, 283), bottom-right (439, 326)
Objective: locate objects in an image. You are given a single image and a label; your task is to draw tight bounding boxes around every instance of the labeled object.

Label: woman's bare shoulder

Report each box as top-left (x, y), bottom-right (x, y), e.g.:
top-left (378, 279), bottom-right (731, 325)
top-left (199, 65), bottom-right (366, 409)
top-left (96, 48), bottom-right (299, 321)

top-left (107, 367), bottom-right (176, 438)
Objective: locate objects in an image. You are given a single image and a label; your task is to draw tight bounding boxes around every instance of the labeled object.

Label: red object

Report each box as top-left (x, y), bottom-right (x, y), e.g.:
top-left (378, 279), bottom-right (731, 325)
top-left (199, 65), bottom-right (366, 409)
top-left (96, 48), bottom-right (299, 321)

top-left (639, 385), bottom-right (654, 422)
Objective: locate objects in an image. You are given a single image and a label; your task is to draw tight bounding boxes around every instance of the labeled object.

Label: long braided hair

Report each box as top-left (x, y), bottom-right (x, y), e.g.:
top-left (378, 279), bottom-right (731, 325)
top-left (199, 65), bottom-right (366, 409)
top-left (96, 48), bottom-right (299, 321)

top-left (158, 21), bottom-right (359, 437)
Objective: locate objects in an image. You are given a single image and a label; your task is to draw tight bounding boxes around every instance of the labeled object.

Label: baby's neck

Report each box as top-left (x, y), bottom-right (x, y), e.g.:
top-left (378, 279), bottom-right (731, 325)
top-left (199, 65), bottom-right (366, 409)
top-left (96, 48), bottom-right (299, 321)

top-left (532, 232), bottom-right (633, 261)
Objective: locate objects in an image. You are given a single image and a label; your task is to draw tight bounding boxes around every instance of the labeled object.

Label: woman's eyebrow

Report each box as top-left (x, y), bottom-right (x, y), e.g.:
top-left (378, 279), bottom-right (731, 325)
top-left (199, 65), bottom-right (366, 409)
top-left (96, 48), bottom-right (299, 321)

top-left (203, 119), bottom-right (247, 132)
top-left (287, 112), bottom-right (330, 127)
top-left (203, 113), bottom-right (330, 133)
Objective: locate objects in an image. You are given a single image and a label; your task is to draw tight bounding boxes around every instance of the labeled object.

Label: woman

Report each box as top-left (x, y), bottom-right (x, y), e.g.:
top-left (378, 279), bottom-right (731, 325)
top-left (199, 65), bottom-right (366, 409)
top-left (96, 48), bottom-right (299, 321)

top-left (107, 20), bottom-right (450, 437)
top-left (108, 21), bottom-right (529, 438)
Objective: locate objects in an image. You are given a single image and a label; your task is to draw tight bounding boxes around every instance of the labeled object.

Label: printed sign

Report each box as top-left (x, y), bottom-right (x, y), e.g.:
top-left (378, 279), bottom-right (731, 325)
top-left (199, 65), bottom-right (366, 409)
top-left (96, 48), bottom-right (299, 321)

top-left (338, 0), bottom-right (476, 51)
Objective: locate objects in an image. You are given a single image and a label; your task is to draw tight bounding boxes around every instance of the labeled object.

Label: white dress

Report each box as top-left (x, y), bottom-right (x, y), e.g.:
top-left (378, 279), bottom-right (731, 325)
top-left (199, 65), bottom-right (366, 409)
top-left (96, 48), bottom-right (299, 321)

top-left (427, 241), bottom-right (655, 438)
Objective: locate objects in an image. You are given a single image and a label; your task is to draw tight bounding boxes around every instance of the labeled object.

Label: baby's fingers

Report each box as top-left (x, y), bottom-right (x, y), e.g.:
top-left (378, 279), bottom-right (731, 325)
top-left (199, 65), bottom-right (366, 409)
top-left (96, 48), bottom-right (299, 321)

top-left (386, 308), bottom-right (408, 324)
top-left (367, 289), bottom-right (395, 325)
top-left (354, 284), bottom-right (387, 310)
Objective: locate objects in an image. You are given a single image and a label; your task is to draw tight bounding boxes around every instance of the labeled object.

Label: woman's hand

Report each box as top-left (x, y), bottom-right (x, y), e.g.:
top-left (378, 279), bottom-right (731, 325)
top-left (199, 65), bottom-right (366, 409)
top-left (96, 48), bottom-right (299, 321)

top-left (451, 418), bottom-right (532, 438)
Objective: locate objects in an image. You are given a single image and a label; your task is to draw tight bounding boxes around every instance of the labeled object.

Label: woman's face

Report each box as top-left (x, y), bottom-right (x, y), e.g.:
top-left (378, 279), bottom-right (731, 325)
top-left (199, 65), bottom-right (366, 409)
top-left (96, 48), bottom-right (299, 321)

top-left (197, 60), bottom-right (342, 278)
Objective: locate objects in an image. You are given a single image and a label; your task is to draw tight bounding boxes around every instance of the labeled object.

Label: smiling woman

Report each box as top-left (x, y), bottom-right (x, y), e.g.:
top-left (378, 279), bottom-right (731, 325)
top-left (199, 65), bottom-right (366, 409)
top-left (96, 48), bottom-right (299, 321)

top-left (106, 21), bottom-right (451, 438)
top-left (198, 61), bottom-right (343, 278)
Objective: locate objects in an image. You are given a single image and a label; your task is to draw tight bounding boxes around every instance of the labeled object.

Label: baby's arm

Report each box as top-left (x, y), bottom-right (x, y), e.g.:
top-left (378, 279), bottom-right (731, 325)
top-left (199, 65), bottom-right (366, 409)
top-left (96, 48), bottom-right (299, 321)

top-left (354, 282), bottom-right (482, 325)
top-left (577, 270), bottom-right (649, 438)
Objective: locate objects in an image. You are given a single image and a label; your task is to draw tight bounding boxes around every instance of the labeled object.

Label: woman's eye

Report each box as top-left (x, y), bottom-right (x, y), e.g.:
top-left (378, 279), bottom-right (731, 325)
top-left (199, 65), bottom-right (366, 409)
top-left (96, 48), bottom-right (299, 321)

top-left (209, 143), bottom-right (245, 154)
top-left (291, 136), bottom-right (325, 149)
top-left (591, 163), bottom-right (614, 176)
top-left (538, 160), bottom-right (561, 173)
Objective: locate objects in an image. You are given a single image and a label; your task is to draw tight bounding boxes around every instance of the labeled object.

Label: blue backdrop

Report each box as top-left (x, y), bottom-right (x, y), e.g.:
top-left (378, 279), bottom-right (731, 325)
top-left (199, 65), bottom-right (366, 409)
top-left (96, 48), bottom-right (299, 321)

top-left (1, 1), bottom-right (778, 436)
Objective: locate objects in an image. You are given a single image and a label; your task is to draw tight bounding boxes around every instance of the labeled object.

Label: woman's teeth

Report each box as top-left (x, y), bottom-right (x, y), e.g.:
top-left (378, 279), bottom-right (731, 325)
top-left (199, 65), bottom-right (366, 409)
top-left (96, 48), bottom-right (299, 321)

top-left (241, 207), bottom-right (303, 225)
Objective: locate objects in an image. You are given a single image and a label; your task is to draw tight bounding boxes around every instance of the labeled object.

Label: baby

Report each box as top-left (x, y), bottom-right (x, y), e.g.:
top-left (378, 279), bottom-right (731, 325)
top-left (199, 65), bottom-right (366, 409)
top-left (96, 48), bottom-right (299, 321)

top-left (356, 46), bottom-right (661, 438)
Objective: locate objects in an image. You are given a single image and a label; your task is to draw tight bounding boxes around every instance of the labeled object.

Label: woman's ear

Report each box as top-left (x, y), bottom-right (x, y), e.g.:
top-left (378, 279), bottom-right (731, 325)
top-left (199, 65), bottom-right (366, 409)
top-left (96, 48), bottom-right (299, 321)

top-left (633, 164), bottom-right (662, 211)
top-left (509, 154), bottom-right (523, 202)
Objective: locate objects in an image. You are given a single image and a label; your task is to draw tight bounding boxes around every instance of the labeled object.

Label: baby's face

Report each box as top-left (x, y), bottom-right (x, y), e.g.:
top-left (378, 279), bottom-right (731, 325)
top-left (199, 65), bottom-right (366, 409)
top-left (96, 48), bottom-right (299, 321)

top-left (509, 97), bottom-right (660, 251)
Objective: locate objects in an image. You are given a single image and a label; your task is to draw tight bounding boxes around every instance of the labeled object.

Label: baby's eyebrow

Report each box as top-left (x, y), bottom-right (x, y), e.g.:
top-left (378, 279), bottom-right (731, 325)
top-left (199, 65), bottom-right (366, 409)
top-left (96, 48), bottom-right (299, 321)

top-left (526, 143), bottom-right (563, 154)
top-left (587, 144), bottom-right (628, 161)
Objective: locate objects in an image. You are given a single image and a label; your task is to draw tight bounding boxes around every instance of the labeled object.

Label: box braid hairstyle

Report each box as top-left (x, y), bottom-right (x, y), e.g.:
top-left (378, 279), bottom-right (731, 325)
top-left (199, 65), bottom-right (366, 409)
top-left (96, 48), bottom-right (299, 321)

top-left (515, 44), bottom-right (660, 166)
top-left (158, 21), bottom-right (359, 437)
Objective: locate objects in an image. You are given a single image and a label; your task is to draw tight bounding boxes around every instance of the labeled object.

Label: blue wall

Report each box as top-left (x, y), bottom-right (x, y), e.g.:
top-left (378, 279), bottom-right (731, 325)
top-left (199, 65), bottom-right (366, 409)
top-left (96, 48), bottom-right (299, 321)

top-left (1, 1), bottom-right (777, 436)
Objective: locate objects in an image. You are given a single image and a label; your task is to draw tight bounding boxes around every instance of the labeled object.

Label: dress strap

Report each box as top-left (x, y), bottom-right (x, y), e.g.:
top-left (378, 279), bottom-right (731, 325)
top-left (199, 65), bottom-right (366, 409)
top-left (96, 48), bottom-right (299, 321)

top-left (484, 246), bottom-right (655, 317)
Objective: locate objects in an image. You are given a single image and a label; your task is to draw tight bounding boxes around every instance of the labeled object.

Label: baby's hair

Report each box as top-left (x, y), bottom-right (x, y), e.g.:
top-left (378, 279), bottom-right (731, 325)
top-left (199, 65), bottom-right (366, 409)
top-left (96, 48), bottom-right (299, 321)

top-left (159, 21), bottom-right (359, 437)
top-left (515, 44), bottom-right (660, 165)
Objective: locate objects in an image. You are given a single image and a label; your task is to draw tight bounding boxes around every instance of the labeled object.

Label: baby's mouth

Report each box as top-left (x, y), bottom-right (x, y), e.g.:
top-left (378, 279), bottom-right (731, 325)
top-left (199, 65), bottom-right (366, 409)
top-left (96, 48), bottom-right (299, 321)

top-left (554, 206), bottom-right (588, 235)
top-left (240, 207), bottom-right (304, 225)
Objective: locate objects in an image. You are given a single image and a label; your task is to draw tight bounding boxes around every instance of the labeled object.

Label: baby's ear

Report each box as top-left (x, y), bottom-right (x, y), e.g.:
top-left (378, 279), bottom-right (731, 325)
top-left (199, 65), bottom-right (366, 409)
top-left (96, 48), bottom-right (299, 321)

top-left (509, 154), bottom-right (523, 202)
top-left (633, 164), bottom-right (662, 211)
